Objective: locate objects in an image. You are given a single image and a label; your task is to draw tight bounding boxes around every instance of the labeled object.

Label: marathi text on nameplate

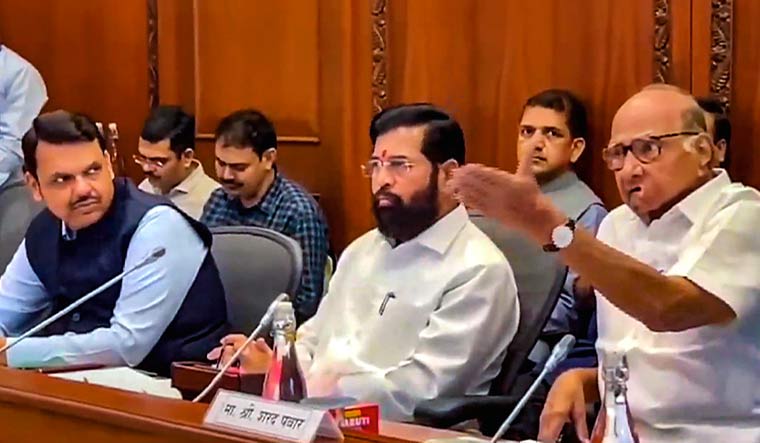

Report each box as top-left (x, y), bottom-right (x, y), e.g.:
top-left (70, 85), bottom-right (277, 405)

top-left (203, 389), bottom-right (344, 443)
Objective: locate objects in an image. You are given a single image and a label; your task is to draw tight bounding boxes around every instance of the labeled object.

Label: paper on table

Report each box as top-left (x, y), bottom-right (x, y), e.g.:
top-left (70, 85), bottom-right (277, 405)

top-left (49, 367), bottom-right (182, 399)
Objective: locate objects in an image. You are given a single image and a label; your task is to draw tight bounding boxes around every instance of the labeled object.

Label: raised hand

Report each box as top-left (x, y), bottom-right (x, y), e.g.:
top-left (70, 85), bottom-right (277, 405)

top-left (450, 145), bottom-right (565, 244)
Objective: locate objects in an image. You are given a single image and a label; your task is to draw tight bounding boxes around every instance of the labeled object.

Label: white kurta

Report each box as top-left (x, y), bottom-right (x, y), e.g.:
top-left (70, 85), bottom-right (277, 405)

top-left (296, 205), bottom-right (519, 421)
top-left (595, 170), bottom-right (760, 443)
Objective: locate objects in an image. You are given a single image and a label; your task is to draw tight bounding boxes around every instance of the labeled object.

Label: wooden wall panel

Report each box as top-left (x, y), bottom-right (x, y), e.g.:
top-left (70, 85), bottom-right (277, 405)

top-left (727, 0), bottom-right (760, 189)
top-left (194, 0), bottom-right (320, 141)
top-left (158, 0), bottom-right (374, 250)
top-left (386, 0), bottom-right (657, 206)
top-left (0, 0), bottom-right (150, 180)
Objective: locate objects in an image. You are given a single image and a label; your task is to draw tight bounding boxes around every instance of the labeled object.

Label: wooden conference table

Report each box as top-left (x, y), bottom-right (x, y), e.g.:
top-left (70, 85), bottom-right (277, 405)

top-left (0, 367), bottom-right (467, 443)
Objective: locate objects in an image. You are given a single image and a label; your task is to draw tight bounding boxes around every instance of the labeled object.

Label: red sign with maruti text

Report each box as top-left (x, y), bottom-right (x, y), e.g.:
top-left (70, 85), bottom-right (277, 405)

top-left (329, 403), bottom-right (379, 434)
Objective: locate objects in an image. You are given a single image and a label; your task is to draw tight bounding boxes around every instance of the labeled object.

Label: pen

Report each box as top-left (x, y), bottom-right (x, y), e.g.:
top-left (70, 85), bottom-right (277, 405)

top-left (215, 343), bottom-right (233, 370)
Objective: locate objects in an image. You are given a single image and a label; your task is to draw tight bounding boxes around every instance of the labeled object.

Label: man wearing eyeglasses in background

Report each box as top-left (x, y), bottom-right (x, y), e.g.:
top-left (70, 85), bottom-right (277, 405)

top-left (451, 85), bottom-right (760, 443)
top-left (135, 106), bottom-right (219, 220)
top-left (209, 104), bottom-right (519, 421)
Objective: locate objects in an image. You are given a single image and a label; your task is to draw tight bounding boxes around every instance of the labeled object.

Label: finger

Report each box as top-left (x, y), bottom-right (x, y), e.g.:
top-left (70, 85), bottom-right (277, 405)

top-left (537, 410), bottom-right (568, 442)
top-left (572, 397), bottom-right (590, 441)
top-left (207, 346), bottom-right (222, 360)
top-left (516, 142), bottom-right (538, 178)
top-left (254, 338), bottom-right (272, 353)
top-left (220, 334), bottom-right (246, 346)
top-left (220, 345), bottom-right (237, 366)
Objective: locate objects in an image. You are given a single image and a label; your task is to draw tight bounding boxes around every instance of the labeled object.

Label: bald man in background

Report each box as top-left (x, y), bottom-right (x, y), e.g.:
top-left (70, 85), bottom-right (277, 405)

top-left (451, 85), bottom-right (760, 443)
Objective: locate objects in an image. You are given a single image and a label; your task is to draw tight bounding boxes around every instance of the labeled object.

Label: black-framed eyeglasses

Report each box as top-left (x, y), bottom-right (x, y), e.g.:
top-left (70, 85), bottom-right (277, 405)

top-left (602, 131), bottom-right (701, 171)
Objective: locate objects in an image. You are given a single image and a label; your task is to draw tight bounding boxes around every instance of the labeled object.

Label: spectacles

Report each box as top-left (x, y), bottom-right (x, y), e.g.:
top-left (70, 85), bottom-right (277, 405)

top-left (361, 159), bottom-right (415, 178)
top-left (602, 131), bottom-right (701, 171)
top-left (133, 154), bottom-right (168, 169)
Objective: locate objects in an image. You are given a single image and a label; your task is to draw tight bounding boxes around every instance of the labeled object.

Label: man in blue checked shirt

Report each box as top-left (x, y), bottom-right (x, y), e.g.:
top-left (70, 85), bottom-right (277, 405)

top-left (201, 109), bottom-right (329, 323)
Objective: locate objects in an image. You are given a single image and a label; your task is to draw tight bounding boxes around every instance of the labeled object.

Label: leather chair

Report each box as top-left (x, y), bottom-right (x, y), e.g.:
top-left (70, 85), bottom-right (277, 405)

top-left (0, 182), bottom-right (42, 275)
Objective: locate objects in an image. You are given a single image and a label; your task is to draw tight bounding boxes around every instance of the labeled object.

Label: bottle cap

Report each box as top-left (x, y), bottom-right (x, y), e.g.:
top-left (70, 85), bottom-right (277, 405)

top-left (273, 301), bottom-right (295, 320)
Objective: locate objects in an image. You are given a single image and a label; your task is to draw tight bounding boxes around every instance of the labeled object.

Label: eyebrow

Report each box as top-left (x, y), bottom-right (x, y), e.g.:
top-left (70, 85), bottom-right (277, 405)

top-left (520, 125), bottom-right (564, 132)
top-left (49, 161), bottom-right (101, 180)
top-left (215, 157), bottom-right (249, 167)
top-left (370, 154), bottom-right (409, 160)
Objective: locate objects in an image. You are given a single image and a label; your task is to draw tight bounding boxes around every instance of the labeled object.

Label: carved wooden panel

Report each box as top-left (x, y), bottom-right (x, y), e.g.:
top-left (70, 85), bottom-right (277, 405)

top-left (193, 0), bottom-right (320, 143)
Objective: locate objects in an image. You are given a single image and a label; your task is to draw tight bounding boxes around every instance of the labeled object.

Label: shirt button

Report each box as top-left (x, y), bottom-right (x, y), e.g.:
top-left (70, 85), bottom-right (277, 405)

top-left (72, 313), bottom-right (81, 322)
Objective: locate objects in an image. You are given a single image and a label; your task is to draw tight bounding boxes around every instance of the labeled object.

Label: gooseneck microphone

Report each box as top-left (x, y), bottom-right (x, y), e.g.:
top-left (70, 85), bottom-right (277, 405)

top-left (490, 334), bottom-right (577, 443)
top-left (0, 247), bottom-right (166, 354)
top-left (192, 293), bottom-right (290, 403)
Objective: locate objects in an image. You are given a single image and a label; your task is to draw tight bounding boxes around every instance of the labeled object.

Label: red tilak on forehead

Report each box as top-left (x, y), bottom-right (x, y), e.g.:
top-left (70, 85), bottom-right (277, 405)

top-left (381, 149), bottom-right (388, 159)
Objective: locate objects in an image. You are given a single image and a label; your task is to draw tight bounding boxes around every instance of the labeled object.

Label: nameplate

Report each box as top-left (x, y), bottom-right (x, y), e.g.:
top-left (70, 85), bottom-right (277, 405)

top-left (203, 389), bottom-right (344, 443)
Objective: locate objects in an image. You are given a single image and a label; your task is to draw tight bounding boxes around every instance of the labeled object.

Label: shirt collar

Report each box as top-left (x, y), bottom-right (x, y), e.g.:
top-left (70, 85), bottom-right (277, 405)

top-left (256, 171), bottom-right (283, 215)
top-left (398, 204), bottom-right (469, 255)
top-left (172, 160), bottom-right (208, 194)
top-left (674, 169), bottom-right (732, 223)
top-left (540, 170), bottom-right (579, 193)
top-left (61, 221), bottom-right (76, 241)
top-left (623, 169), bottom-right (732, 225)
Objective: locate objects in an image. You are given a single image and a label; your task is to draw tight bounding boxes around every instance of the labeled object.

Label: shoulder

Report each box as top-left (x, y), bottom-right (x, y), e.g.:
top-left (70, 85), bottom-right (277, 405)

top-left (453, 220), bottom-right (513, 271)
top-left (137, 205), bottom-right (191, 231)
top-left (706, 185), bottom-right (760, 233)
top-left (277, 177), bottom-right (326, 221)
top-left (340, 229), bottom-right (381, 258)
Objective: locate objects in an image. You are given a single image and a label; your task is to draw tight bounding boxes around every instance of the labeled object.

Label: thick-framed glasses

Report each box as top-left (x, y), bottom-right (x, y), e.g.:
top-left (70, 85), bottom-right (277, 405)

top-left (361, 159), bottom-right (416, 178)
top-left (602, 131), bottom-right (701, 171)
top-left (133, 154), bottom-right (168, 169)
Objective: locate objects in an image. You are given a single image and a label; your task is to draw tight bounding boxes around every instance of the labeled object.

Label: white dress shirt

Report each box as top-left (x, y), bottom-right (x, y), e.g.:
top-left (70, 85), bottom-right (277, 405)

top-left (0, 45), bottom-right (47, 189)
top-left (138, 160), bottom-right (219, 220)
top-left (595, 170), bottom-right (760, 443)
top-left (295, 205), bottom-right (520, 421)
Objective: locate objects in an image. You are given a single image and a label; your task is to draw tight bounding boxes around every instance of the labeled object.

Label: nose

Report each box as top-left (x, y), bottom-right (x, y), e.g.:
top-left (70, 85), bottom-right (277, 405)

top-left (221, 166), bottom-right (240, 182)
top-left (72, 175), bottom-right (96, 198)
top-left (372, 165), bottom-right (395, 193)
top-left (619, 150), bottom-right (644, 176)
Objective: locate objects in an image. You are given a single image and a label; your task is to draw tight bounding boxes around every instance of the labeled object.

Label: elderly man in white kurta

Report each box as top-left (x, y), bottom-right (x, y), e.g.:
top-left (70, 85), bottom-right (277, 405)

top-left (210, 104), bottom-right (519, 420)
top-left (452, 85), bottom-right (760, 443)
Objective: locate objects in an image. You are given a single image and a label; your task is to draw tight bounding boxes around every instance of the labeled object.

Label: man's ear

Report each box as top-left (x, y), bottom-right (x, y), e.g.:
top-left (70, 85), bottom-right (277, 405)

top-left (262, 148), bottom-right (277, 170)
top-left (181, 148), bottom-right (195, 166)
top-left (716, 139), bottom-right (727, 163)
top-left (25, 171), bottom-right (43, 202)
top-left (569, 138), bottom-right (587, 164)
top-left (104, 150), bottom-right (115, 179)
top-left (691, 134), bottom-right (715, 167)
top-left (440, 159), bottom-right (460, 181)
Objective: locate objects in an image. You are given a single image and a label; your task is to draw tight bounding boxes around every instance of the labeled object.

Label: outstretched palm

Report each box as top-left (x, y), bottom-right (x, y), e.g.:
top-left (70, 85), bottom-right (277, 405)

top-left (450, 146), bottom-right (564, 243)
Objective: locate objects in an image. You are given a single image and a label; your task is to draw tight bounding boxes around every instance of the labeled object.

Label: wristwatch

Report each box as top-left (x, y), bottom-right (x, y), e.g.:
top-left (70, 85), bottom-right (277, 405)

top-left (542, 218), bottom-right (576, 252)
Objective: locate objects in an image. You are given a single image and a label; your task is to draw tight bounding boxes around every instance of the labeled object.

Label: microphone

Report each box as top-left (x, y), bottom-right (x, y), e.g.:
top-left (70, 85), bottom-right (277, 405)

top-left (0, 247), bottom-right (166, 354)
top-left (489, 334), bottom-right (576, 443)
top-left (192, 293), bottom-right (289, 402)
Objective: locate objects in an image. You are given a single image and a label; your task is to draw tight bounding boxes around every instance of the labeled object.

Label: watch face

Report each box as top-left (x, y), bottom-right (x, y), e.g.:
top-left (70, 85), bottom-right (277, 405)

top-left (553, 225), bottom-right (574, 248)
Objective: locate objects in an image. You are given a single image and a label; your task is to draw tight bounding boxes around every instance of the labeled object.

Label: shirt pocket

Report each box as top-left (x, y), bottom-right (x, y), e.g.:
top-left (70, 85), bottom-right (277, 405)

top-left (352, 289), bottom-right (435, 369)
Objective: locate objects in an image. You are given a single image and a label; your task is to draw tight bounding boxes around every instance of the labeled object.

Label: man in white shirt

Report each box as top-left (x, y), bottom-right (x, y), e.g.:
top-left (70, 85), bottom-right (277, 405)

top-left (0, 45), bottom-right (47, 273)
top-left (209, 104), bottom-right (520, 421)
top-left (451, 85), bottom-right (760, 443)
top-left (135, 106), bottom-right (219, 219)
